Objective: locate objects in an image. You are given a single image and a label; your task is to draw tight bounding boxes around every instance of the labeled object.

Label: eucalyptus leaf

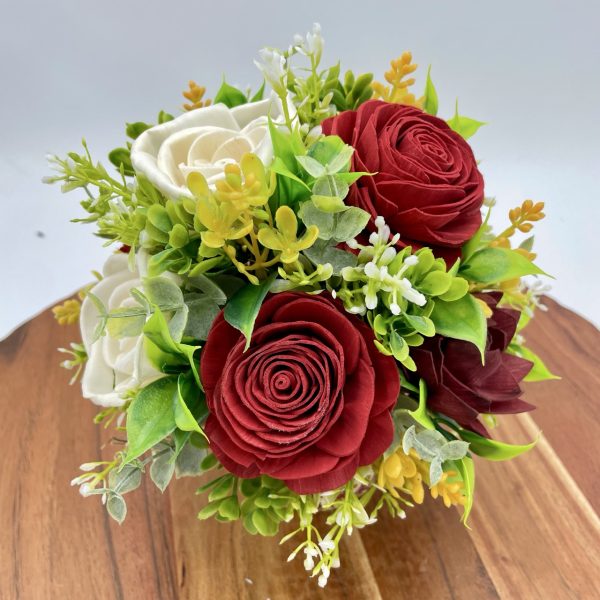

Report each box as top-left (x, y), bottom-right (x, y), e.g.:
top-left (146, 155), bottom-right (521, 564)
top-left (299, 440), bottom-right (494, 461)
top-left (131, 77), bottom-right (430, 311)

top-left (303, 239), bottom-right (357, 274)
top-left (109, 462), bottom-right (142, 494)
top-left (150, 446), bottom-right (176, 492)
top-left (296, 155), bottom-right (326, 178)
top-left (106, 493), bottom-right (127, 525)
top-left (183, 296), bottom-right (221, 340)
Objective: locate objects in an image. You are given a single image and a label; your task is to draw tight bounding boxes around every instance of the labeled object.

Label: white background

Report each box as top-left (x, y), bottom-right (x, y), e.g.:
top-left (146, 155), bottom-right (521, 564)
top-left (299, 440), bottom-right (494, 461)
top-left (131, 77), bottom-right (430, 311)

top-left (1, 0), bottom-right (598, 339)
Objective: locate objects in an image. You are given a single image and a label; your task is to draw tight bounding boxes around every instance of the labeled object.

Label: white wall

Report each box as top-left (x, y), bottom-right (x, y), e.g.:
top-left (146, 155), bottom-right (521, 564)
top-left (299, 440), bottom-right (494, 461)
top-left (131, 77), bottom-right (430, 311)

top-left (1, 0), bottom-right (598, 339)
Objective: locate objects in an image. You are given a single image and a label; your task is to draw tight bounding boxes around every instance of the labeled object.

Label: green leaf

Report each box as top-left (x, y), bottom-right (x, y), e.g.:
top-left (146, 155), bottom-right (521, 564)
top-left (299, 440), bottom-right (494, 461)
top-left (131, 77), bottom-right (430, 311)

top-left (332, 207), bottom-right (370, 242)
top-left (158, 110), bottom-right (174, 124)
top-left (423, 66), bottom-right (438, 116)
top-left (447, 101), bottom-right (485, 140)
top-left (106, 493), bottom-right (127, 524)
top-left (269, 157), bottom-right (311, 189)
top-left (455, 456), bottom-right (475, 527)
top-left (108, 148), bottom-right (134, 177)
top-left (462, 206), bottom-right (491, 262)
top-left (183, 296), bottom-right (221, 340)
top-left (125, 121), bottom-right (151, 139)
top-left (296, 155), bottom-right (326, 178)
top-left (312, 174), bottom-right (350, 206)
top-left (430, 294), bottom-right (487, 360)
top-left (460, 247), bottom-right (548, 284)
top-left (509, 344), bottom-right (560, 382)
top-left (250, 81), bottom-right (265, 102)
top-left (150, 446), bottom-right (176, 492)
top-left (303, 239), bottom-right (357, 274)
top-left (311, 194), bottom-right (347, 213)
top-left (106, 307), bottom-right (146, 339)
top-left (410, 379), bottom-right (436, 430)
top-left (143, 310), bottom-right (200, 386)
top-left (213, 79), bottom-right (247, 108)
top-left (125, 376), bottom-right (178, 462)
top-left (224, 273), bottom-right (276, 350)
top-left (109, 462), bottom-right (142, 494)
top-left (458, 428), bottom-right (539, 461)
top-left (144, 277), bottom-right (184, 308)
top-left (174, 373), bottom-right (207, 437)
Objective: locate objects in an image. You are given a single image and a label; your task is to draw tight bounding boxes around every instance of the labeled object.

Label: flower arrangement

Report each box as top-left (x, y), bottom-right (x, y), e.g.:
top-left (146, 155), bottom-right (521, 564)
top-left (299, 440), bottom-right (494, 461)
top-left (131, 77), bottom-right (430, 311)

top-left (47, 24), bottom-right (557, 587)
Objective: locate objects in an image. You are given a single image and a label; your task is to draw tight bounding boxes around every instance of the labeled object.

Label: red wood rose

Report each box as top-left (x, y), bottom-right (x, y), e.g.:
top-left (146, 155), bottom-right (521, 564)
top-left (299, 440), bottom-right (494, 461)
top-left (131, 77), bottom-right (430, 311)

top-left (200, 292), bottom-right (400, 494)
top-left (322, 100), bottom-right (485, 260)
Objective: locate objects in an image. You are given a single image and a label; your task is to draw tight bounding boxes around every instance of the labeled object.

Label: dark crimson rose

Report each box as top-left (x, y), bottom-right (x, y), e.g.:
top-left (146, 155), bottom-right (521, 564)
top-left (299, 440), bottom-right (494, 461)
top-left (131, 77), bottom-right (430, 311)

top-left (322, 100), bottom-right (484, 259)
top-left (200, 293), bottom-right (400, 494)
top-left (411, 293), bottom-right (534, 436)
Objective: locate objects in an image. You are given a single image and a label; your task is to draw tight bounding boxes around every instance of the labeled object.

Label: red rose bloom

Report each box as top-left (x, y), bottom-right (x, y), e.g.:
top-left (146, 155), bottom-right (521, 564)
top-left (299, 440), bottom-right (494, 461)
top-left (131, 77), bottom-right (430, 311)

top-left (411, 293), bottom-right (534, 436)
top-left (322, 100), bottom-right (484, 259)
top-left (200, 293), bottom-right (400, 494)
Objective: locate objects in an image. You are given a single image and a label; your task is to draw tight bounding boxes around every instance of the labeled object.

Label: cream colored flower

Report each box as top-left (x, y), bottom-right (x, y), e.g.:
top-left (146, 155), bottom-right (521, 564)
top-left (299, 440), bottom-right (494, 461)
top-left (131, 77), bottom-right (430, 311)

top-left (130, 94), bottom-right (288, 198)
top-left (79, 251), bottom-right (175, 407)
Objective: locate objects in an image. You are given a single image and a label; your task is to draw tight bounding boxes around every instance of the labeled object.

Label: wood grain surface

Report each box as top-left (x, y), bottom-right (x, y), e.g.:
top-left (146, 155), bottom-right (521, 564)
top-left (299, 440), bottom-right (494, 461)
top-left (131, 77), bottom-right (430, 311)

top-left (0, 297), bottom-right (599, 599)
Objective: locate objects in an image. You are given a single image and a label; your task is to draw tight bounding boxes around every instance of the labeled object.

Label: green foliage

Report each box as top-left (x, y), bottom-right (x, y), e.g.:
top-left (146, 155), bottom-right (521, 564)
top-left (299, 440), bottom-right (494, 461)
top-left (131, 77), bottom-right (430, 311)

top-left (325, 67), bottom-right (374, 112)
top-left (460, 247), bottom-right (547, 284)
top-left (124, 372), bottom-right (206, 464)
top-left (300, 202), bottom-right (370, 242)
top-left (125, 376), bottom-right (180, 462)
top-left (458, 428), bottom-right (538, 461)
top-left (422, 66), bottom-right (438, 116)
top-left (454, 456), bottom-right (475, 526)
top-left (143, 309), bottom-right (200, 384)
top-left (213, 79), bottom-right (248, 108)
top-left (447, 101), bottom-right (485, 139)
top-left (402, 425), bottom-right (469, 484)
top-left (302, 239), bottom-right (357, 275)
top-left (409, 379), bottom-right (436, 430)
top-left (430, 293), bottom-right (488, 360)
top-left (337, 235), bottom-right (471, 370)
top-left (108, 112), bottom-right (173, 176)
top-left (508, 343), bottom-right (560, 382)
top-left (223, 273), bottom-right (276, 350)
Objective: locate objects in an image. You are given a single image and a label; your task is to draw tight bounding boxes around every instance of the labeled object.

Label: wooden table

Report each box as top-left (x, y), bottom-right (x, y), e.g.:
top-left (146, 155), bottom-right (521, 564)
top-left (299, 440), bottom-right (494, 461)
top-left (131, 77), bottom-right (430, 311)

top-left (1, 298), bottom-right (599, 599)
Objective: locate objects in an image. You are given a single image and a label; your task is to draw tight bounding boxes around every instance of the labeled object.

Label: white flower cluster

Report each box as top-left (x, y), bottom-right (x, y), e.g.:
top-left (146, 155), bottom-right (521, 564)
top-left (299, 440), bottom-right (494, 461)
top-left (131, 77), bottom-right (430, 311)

top-left (340, 216), bottom-right (426, 315)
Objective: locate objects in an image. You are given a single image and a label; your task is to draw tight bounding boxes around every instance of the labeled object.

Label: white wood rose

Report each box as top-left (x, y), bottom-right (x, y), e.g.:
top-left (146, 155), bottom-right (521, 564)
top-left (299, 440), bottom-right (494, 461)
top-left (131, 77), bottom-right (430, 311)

top-left (130, 94), bottom-right (289, 198)
top-left (79, 251), bottom-right (176, 407)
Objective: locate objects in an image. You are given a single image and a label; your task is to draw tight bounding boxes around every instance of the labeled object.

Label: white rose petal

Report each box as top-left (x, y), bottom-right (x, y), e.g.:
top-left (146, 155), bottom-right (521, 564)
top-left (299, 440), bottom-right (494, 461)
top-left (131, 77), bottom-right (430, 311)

top-left (130, 94), bottom-right (288, 199)
top-left (79, 251), bottom-right (176, 407)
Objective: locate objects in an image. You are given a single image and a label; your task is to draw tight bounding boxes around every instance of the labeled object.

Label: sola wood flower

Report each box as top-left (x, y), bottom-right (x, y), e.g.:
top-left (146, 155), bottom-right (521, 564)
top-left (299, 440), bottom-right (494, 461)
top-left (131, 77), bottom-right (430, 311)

top-left (200, 293), bottom-right (400, 493)
top-left (322, 100), bottom-right (484, 260)
top-left (411, 292), bottom-right (534, 436)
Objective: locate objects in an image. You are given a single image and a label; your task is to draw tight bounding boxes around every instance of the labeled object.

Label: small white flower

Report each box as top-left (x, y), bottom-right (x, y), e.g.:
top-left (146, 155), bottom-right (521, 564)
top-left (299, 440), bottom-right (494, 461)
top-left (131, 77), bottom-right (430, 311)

top-left (332, 557), bottom-right (341, 569)
top-left (79, 483), bottom-right (93, 497)
top-left (303, 556), bottom-right (315, 571)
top-left (380, 246), bottom-right (397, 265)
top-left (254, 48), bottom-right (287, 92)
top-left (79, 462), bottom-right (99, 472)
top-left (404, 255), bottom-right (419, 267)
top-left (390, 302), bottom-right (401, 316)
top-left (330, 289), bottom-right (337, 299)
top-left (318, 575), bottom-right (328, 588)
top-left (346, 238), bottom-right (359, 249)
top-left (319, 539), bottom-right (335, 553)
top-left (397, 277), bottom-right (427, 306)
top-left (374, 216), bottom-right (386, 228)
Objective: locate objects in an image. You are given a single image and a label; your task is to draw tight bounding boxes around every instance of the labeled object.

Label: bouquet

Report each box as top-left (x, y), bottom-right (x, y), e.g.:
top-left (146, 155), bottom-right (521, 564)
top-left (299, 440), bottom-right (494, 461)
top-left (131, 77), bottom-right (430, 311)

top-left (47, 24), bottom-right (557, 587)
